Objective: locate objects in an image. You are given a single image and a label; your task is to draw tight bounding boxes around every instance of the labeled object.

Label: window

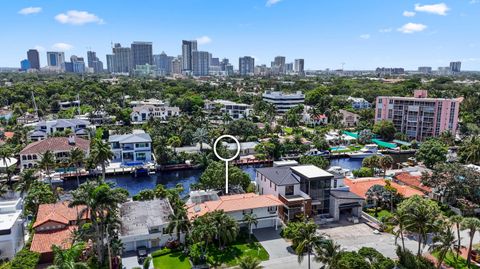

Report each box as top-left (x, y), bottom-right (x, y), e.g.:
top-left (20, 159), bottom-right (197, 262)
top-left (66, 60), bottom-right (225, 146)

top-left (267, 206), bottom-right (277, 213)
top-left (285, 185), bottom-right (294, 196)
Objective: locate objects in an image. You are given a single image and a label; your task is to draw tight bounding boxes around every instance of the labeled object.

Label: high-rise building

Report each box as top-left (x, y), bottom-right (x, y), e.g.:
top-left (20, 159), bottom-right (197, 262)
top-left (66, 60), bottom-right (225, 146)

top-left (286, 63), bottom-right (293, 73)
top-left (375, 90), bottom-right (463, 141)
top-left (210, 57), bottom-right (220, 67)
top-left (20, 59), bottom-right (30, 71)
top-left (294, 59), bottom-right (305, 75)
top-left (181, 40), bottom-right (197, 73)
top-left (111, 43), bottom-right (131, 73)
top-left (131, 42), bottom-right (153, 69)
top-left (272, 56), bottom-right (286, 74)
top-left (171, 57), bottom-right (182, 75)
top-left (153, 52), bottom-right (174, 76)
top-left (220, 58), bottom-right (230, 71)
top-left (239, 56), bottom-right (255, 76)
top-left (46, 51), bottom-right (65, 70)
top-left (87, 51), bottom-right (104, 73)
top-left (192, 51), bottom-right (210, 76)
top-left (262, 91), bottom-right (305, 114)
top-left (449, 61), bottom-right (461, 73)
top-left (418, 66), bottom-right (432, 74)
top-left (106, 54), bottom-right (114, 73)
top-left (27, 49), bottom-right (40, 70)
top-left (70, 55), bottom-right (86, 74)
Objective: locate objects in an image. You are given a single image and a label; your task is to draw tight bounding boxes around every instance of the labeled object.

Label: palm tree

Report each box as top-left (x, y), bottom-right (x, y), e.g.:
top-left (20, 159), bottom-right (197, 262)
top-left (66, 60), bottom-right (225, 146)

top-left (429, 224), bottom-right (456, 269)
top-left (461, 217), bottom-right (480, 267)
top-left (212, 210), bottom-right (239, 249)
top-left (90, 139), bottom-right (113, 179)
top-left (193, 128), bottom-right (209, 152)
top-left (243, 213), bottom-right (258, 240)
top-left (0, 145), bottom-right (13, 187)
top-left (237, 256), bottom-right (263, 269)
top-left (449, 215), bottom-right (463, 260)
top-left (387, 209), bottom-right (409, 251)
top-left (365, 185), bottom-right (386, 217)
top-left (69, 148), bottom-right (85, 187)
top-left (0, 183), bottom-right (8, 198)
top-left (47, 242), bottom-right (88, 269)
top-left (38, 150), bottom-right (56, 187)
top-left (166, 208), bottom-right (190, 243)
top-left (459, 136), bottom-right (480, 165)
top-left (379, 155), bottom-right (394, 178)
top-left (190, 216), bottom-right (216, 260)
top-left (293, 221), bottom-right (324, 269)
top-left (167, 135), bottom-right (182, 154)
top-left (314, 239), bottom-right (342, 269)
top-left (403, 202), bottom-right (438, 255)
top-left (15, 169), bottom-right (37, 196)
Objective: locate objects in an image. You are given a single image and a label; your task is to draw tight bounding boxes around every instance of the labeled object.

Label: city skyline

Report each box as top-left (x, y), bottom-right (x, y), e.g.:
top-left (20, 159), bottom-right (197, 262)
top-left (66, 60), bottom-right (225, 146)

top-left (1, 0), bottom-right (480, 70)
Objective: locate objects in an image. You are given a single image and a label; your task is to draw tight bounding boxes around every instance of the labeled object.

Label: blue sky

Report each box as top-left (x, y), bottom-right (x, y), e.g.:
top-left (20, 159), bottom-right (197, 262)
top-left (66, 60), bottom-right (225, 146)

top-left (1, 0), bottom-right (480, 70)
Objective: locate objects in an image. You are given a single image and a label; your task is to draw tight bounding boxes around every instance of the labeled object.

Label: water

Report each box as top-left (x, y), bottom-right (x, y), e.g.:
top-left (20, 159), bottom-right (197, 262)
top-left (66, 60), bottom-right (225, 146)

top-left (330, 158), bottom-right (363, 171)
top-left (330, 146), bottom-right (347, 151)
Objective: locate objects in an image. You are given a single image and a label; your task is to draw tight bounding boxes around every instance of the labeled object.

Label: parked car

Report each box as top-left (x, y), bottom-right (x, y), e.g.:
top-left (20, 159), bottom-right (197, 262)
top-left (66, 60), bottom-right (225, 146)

top-left (136, 246), bottom-right (148, 264)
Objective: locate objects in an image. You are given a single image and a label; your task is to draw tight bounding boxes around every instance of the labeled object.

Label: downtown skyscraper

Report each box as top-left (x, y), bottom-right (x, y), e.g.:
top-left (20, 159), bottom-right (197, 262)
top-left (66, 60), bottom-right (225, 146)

top-left (295, 59), bottom-right (305, 76)
top-left (87, 51), bottom-right (104, 73)
top-left (27, 49), bottom-right (40, 70)
top-left (239, 56), bottom-right (255, 76)
top-left (181, 40), bottom-right (197, 73)
top-left (108, 43), bottom-right (131, 73)
top-left (192, 51), bottom-right (209, 76)
top-left (131, 42), bottom-right (153, 68)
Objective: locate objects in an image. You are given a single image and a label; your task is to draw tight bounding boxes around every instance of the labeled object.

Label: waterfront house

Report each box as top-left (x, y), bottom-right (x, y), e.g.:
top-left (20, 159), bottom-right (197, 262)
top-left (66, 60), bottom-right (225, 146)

top-left (28, 119), bottom-right (92, 141)
top-left (0, 198), bottom-right (24, 260)
top-left (130, 104), bottom-right (180, 123)
top-left (109, 130), bottom-right (152, 165)
top-left (338, 109), bottom-right (361, 127)
top-left (204, 99), bottom-right (252, 120)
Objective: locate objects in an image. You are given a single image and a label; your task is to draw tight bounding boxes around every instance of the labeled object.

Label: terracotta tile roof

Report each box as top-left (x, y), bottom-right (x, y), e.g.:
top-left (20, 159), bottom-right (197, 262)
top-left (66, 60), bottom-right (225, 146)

top-left (30, 226), bottom-right (77, 253)
top-left (19, 137), bottom-right (90, 155)
top-left (344, 178), bottom-right (424, 199)
top-left (33, 201), bottom-right (88, 229)
top-left (394, 172), bottom-right (431, 193)
top-left (187, 193), bottom-right (282, 220)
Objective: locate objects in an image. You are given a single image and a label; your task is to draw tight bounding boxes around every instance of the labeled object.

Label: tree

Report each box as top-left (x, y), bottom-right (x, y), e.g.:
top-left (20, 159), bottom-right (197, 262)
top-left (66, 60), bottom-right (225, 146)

top-left (69, 147), bottom-right (85, 188)
top-left (38, 150), bottom-right (56, 187)
top-left (314, 239), bottom-right (343, 269)
top-left (0, 145), bottom-right (13, 187)
top-left (459, 135), bottom-right (480, 165)
top-left (199, 161), bottom-right (251, 191)
top-left (243, 213), bottom-right (258, 240)
top-left (461, 217), bottom-right (480, 267)
top-left (47, 242), bottom-right (88, 269)
top-left (357, 129), bottom-right (373, 144)
top-left (298, 155), bottom-right (329, 169)
top-left (379, 155), bottom-right (394, 178)
top-left (416, 139), bottom-right (448, 168)
top-left (398, 195), bottom-right (441, 255)
top-left (15, 169), bottom-right (37, 196)
top-left (166, 208), bottom-right (190, 243)
top-left (24, 181), bottom-right (56, 216)
top-left (313, 136), bottom-right (330, 151)
top-left (358, 247), bottom-right (395, 268)
top-left (132, 189), bottom-right (155, 201)
top-left (190, 214), bottom-right (217, 260)
top-left (210, 210), bottom-right (239, 249)
top-left (429, 224), bottom-right (456, 269)
top-left (362, 155), bottom-right (381, 172)
top-left (449, 215), bottom-right (463, 260)
top-left (396, 246), bottom-right (435, 269)
top-left (330, 251), bottom-right (371, 269)
top-left (193, 127), bottom-right (209, 152)
top-left (386, 209), bottom-right (409, 251)
top-left (290, 220), bottom-right (324, 269)
top-left (365, 184), bottom-right (386, 217)
top-left (90, 139), bottom-right (114, 179)
top-left (168, 135), bottom-right (182, 153)
top-left (237, 256), bottom-right (263, 269)
top-left (373, 120), bottom-right (396, 141)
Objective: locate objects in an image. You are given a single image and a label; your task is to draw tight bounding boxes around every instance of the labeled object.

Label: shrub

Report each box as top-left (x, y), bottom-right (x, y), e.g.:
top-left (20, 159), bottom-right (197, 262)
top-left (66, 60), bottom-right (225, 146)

top-left (353, 167), bottom-right (374, 178)
top-left (143, 256), bottom-right (151, 269)
top-left (189, 243), bottom-right (203, 265)
top-left (151, 248), bottom-right (172, 258)
top-left (10, 249), bottom-right (39, 269)
top-left (165, 239), bottom-right (180, 250)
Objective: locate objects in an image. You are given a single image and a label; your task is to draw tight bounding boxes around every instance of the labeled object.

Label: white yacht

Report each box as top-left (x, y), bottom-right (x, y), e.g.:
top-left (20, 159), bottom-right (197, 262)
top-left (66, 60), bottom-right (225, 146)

top-left (327, 166), bottom-right (353, 178)
top-left (348, 144), bottom-right (379, 159)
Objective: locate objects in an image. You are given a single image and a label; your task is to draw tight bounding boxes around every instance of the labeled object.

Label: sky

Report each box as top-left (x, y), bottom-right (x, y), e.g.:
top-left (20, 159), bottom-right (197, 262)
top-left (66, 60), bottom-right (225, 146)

top-left (1, 0), bottom-right (480, 70)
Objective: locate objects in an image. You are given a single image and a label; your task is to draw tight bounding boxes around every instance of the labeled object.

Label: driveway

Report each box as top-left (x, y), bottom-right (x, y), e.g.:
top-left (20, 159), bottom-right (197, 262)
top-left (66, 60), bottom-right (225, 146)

top-left (253, 227), bottom-right (294, 259)
top-left (121, 251), bottom-right (143, 269)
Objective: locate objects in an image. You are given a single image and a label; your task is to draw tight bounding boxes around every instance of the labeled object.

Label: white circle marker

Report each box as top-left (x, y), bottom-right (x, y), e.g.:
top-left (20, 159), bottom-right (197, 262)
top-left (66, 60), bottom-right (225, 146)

top-left (213, 135), bottom-right (241, 194)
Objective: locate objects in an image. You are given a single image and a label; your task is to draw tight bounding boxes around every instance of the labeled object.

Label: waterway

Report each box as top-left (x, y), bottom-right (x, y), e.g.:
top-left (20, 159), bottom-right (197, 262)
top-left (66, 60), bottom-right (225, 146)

top-left (62, 155), bottom-right (412, 197)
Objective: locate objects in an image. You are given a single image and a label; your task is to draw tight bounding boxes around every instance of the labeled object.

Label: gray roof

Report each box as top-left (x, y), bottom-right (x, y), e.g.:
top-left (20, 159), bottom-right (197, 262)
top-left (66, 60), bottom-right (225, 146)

top-left (256, 166), bottom-right (300, 186)
top-left (109, 132), bottom-right (152, 143)
top-left (120, 199), bottom-right (173, 237)
top-left (330, 190), bottom-right (364, 200)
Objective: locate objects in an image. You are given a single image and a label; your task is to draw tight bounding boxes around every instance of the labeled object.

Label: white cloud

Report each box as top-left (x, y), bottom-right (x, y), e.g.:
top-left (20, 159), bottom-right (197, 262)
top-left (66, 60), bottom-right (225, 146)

top-left (18, 7), bottom-right (42, 15)
top-left (414, 3), bottom-right (449, 15)
top-left (470, 0), bottom-right (479, 4)
top-left (266, 0), bottom-right (282, 7)
top-left (196, 36), bottom-right (212, 45)
top-left (52, 43), bottom-right (73, 51)
top-left (379, 28), bottom-right (392, 33)
top-left (34, 45), bottom-right (45, 52)
top-left (360, 34), bottom-right (370, 39)
top-left (55, 10), bottom-right (104, 25)
top-left (403, 11), bottom-right (416, 17)
top-left (397, 23), bottom-right (427, 33)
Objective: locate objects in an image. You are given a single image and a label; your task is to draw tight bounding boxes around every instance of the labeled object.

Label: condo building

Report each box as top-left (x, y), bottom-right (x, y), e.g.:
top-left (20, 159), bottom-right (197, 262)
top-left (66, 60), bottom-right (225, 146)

top-left (375, 90), bottom-right (463, 141)
top-left (262, 91), bottom-right (305, 114)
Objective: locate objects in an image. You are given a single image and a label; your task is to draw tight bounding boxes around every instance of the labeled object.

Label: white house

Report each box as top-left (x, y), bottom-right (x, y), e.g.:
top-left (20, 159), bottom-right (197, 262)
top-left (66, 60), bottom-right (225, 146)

top-left (27, 119), bottom-right (92, 141)
top-left (0, 198), bottom-right (24, 260)
top-left (186, 193), bottom-right (283, 231)
top-left (347, 97), bottom-right (371, 110)
top-left (120, 199), bottom-right (182, 251)
top-left (109, 130), bottom-right (152, 165)
top-left (205, 100), bottom-right (252, 120)
top-left (130, 104), bottom-right (180, 123)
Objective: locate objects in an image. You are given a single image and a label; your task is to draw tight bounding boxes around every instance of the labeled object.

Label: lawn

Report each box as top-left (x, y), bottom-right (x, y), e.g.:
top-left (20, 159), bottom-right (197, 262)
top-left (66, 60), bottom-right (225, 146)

top-left (152, 251), bottom-right (191, 269)
top-left (365, 208), bottom-right (393, 221)
top-left (205, 233), bottom-right (269, 267)
top-left (283, 127), bottom-right (293, 135)
top-left (433, 251), bottom-right (469, 269)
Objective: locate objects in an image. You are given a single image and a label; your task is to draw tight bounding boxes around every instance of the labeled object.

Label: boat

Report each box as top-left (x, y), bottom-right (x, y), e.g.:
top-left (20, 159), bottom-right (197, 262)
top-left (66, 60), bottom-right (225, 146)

top-left (327, 166), bottom-right (353, 178)
top-left (348, 144), bottom-right (379, 159)
top-left (132, 165), bottom-right (149, 177)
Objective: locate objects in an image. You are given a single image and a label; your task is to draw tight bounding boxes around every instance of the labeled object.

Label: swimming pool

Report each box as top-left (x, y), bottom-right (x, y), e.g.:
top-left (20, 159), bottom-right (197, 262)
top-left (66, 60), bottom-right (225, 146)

top-left (330, 146), bottom-right (347, 151)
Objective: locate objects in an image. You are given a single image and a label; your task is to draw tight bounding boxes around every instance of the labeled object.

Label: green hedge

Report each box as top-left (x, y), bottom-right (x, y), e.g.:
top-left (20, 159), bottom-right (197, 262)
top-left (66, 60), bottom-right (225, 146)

top-left (10, 249), bottom-right (39, 269)
top-left (151, 248), bottom-right (172, 258)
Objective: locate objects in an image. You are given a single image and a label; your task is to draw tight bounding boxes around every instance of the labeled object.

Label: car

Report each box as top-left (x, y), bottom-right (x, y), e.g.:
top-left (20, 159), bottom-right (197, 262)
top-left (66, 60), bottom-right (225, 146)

top-left (136, 246), bottom-right (148, 264)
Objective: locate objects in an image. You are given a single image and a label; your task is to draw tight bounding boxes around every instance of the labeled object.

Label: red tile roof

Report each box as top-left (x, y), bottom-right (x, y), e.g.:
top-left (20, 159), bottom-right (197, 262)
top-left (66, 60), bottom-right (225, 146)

top-left (344, 178), bottom-right (425, 199)
top-left (30, 226), bottom-right (77, 254)
top-left (394, 172), bottom-right (431, 193)
top-left (33, 201), bottom-right (88, 229)
top-left (187, 193), bottom-right (282, 220)
top-left (19, 137), bottom-right (90, 155)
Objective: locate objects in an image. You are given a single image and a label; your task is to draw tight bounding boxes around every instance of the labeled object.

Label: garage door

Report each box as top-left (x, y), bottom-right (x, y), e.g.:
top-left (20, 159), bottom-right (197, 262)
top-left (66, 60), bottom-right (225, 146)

top-left (256, 218), bottom-right (276, 229)
top-left (123, 242), bottom-right (135, 252)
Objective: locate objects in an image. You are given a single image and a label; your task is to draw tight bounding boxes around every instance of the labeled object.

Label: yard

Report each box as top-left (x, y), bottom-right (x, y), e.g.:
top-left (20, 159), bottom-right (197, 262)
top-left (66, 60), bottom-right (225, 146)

top-left (152, 251), bottom-right (191, 269)
top-left (205, 234), bottom-right (269, 267)
top-left (365, 208), bottom-right (393, 221)
top-left (433, 251), bottom-right (470, 269)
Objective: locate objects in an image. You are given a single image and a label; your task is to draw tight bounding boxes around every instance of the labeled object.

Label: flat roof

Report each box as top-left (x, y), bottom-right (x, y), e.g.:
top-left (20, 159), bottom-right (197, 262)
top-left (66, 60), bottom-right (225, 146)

top-left (120, 199), bottom-right (173, 237)
top-left (0, 211), bottom-right (22, 230)
top-left (291, 165), bottom-right (333, 179)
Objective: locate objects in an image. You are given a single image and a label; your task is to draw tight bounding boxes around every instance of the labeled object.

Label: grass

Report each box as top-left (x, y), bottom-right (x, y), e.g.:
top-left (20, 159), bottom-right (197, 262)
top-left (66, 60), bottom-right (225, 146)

top-left (205, 233), bottom-right (269, 267)
top-left (283, 127), bottom-right (293, 135)
top-left (433, 251), bottom-right (469, 269)
top-left (365, 208), bottom-right (393, 221)
top-left (152, 251), bottom-right (191, 269)
top-left (329, 145), bottom-right (363, 153)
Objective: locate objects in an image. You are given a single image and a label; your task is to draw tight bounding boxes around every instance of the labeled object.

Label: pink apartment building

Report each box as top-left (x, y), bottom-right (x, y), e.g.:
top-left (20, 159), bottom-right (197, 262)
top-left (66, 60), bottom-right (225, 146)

top-left (375, 90), bottom-right (463, 141)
